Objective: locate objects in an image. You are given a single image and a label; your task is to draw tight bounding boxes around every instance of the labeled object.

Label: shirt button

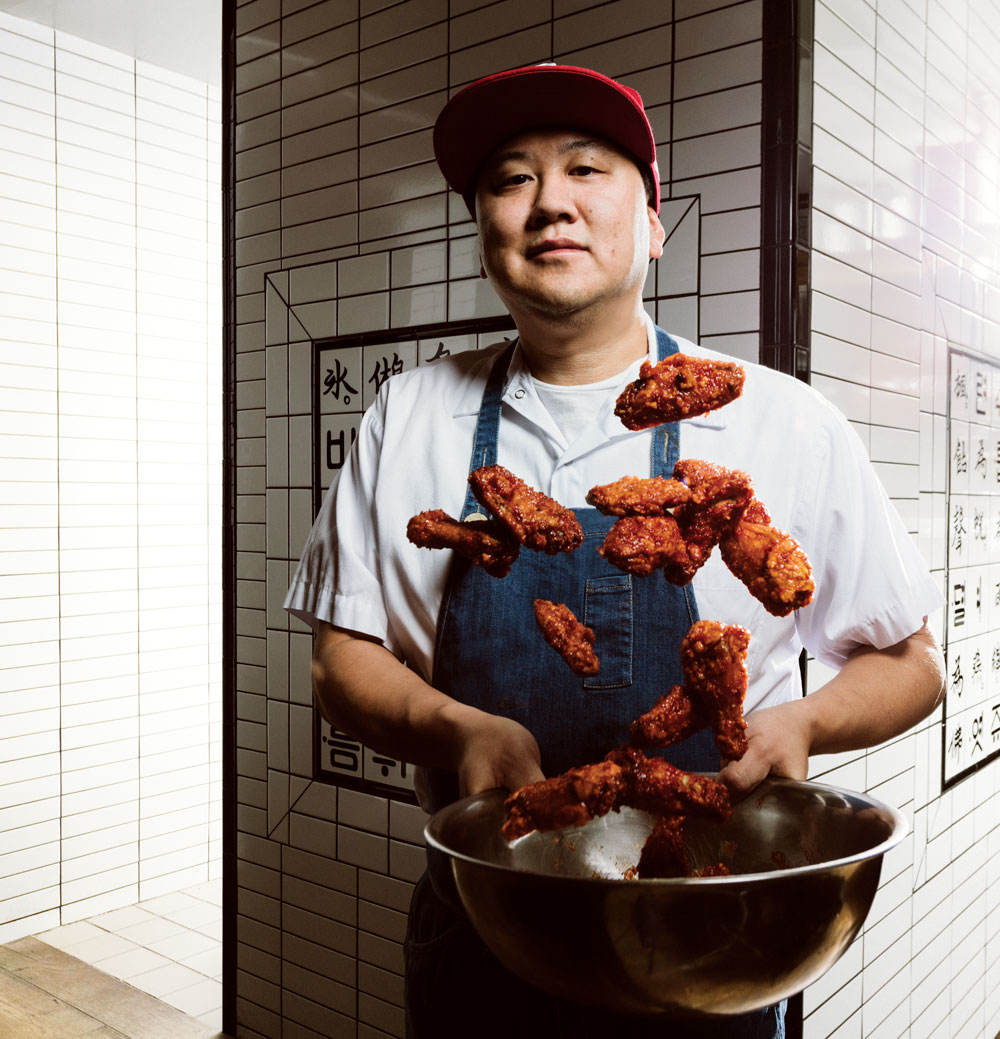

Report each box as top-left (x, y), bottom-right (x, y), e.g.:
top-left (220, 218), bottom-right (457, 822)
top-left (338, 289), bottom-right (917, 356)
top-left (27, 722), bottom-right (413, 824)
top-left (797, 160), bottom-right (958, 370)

top-left (513, 388), bottom-right (525, 399)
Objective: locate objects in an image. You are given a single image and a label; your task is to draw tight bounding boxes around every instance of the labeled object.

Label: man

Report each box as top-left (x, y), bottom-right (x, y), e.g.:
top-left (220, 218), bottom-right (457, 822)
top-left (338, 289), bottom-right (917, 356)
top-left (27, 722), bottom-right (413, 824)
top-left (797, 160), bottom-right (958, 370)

top-left (285, 65), bottom-right (944, 1039)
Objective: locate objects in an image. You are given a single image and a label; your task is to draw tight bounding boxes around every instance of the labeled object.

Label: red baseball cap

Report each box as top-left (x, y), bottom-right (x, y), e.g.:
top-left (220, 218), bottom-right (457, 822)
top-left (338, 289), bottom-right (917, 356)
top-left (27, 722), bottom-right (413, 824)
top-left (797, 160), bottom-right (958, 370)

top-left (433, 63), bottom-right (660, 214)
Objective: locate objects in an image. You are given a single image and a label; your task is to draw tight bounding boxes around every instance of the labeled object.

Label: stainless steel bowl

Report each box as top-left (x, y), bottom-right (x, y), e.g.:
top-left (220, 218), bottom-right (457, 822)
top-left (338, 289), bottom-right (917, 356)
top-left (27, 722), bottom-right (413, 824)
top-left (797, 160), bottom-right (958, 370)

top-left (425, 776), bottom-right (907, 1017)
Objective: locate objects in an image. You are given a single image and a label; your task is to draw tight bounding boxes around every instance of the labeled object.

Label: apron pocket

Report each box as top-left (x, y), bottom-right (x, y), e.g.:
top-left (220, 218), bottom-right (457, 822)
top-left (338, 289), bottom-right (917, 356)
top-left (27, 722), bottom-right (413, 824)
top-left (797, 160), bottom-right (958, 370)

top-left (582, 574), bottom-right (632, 690)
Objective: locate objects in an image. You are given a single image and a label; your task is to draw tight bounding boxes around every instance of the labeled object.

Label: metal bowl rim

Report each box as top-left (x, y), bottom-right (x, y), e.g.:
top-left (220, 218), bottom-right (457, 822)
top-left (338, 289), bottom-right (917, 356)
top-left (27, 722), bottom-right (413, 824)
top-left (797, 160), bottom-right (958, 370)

top-left (424, 776), bottom-right (910, 886)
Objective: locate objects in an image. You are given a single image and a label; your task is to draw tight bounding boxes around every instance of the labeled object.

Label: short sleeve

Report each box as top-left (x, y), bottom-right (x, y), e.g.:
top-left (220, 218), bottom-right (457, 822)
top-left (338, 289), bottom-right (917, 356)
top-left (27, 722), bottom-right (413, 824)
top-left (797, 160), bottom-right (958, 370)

top-left (793, 399), bottom-right (943, 670)
top-left (283, 401), bottom-right (394, 649)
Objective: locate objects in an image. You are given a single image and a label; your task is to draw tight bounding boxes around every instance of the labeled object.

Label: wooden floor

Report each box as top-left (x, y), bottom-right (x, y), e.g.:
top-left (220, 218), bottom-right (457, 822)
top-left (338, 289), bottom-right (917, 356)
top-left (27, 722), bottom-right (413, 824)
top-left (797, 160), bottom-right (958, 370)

top-left (0, 936), bottom-right (227, 1039)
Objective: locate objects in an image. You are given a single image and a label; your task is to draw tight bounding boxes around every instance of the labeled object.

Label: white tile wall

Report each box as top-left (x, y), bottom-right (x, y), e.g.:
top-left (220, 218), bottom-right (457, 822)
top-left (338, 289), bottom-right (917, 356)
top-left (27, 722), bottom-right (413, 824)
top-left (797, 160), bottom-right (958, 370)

top-left (807, 1), bottom-right (1000, 1038)
top-left (232, 1), bottom-right (764, 1037)
top-left (0, 10), bottom-right (222, 943)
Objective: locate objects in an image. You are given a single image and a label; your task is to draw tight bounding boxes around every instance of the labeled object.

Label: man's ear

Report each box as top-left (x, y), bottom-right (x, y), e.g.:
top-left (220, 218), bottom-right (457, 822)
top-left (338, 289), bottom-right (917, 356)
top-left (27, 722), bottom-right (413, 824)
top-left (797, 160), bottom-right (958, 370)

top-left (648, 208), bottom-right (666, 261)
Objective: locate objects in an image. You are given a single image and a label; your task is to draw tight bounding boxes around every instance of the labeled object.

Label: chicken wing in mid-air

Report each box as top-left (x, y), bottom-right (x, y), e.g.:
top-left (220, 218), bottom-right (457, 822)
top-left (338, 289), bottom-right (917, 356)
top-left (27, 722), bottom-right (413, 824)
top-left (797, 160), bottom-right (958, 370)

top-left (596, 461), bottom-right (753, 585)
top-left (614, 353), bottom-right (745, 430)
top-left (469, 464), bottom-right (583, 554)
top-left (679, 620), bottom-right (750, 761)
top-left (631, 620), bottom-right (750, 762)
top-left (533, 599), bottom-right (600, 677)
top-left (720, 497), bottom-right (815, 616)
top-left (406, 509), bottom-right (520, 577)
top-left (599, 514), bottom-right (693, 578)
top-left (629, 684), bottom-right (709, 749)
top-left (673, 459), bottom-right (753, 509)
top-left (669, 460), bottom-right (753, 579)
top-left (586, 475), bottom-right (691, 516)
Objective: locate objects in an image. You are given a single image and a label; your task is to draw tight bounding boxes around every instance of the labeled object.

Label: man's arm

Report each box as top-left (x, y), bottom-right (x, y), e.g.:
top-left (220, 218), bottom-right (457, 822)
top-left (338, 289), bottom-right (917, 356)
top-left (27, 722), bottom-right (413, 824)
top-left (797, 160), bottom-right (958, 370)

top-left (719, 620), bottom-right (945, 796)
top-left (312, 621), bottom-right (545, 798)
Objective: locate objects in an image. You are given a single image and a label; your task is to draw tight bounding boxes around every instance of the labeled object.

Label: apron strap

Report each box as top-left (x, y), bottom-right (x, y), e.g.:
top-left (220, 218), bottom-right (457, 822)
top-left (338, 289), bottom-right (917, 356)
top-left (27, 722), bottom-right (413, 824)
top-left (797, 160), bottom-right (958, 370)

top-left (650, 326), bottom-right (682, 479)
top-left (460, 341), bottom-right (517, 520)
top-left (461, 327), bottom-right (682, 510)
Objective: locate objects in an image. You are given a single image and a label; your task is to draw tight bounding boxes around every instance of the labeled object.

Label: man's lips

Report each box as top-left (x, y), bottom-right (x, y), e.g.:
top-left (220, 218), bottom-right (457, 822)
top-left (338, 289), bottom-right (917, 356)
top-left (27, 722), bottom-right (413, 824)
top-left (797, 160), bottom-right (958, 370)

top-left (526, 238), bottom-right (587, 258)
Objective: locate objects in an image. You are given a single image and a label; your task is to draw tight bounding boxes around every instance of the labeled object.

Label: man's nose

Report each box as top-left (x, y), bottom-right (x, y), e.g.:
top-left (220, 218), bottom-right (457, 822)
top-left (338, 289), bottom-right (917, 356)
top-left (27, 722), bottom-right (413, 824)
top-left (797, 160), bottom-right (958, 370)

top-left (527, 174), bottom-right (577, 227)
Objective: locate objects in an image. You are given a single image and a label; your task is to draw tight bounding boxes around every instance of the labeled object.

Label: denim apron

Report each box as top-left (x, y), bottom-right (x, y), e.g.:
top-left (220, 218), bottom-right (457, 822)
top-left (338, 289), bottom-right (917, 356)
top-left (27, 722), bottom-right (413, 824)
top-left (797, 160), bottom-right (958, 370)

top-left (405, 327), bottom-right (785, 1039)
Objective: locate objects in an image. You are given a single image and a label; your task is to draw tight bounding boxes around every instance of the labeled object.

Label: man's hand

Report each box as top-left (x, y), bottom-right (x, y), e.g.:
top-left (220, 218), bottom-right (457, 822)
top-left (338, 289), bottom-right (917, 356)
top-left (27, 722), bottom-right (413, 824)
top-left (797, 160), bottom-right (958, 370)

top-left (717, 699), bottom-right (810, 798)
top-left (451, 711), bottom-right (544, 797)
top-left (312, 622), bottom-right (544, 798)
top-left (718, 621), bottom-right (945, 801)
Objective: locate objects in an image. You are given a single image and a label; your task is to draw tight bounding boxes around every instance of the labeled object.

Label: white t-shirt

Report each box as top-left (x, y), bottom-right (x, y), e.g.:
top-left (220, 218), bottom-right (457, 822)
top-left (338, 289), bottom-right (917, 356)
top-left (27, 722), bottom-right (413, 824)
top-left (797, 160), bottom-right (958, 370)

top-left (285, 317), bottom-right (942, 715)
top-left (532, 369), bottom-right (627, 449)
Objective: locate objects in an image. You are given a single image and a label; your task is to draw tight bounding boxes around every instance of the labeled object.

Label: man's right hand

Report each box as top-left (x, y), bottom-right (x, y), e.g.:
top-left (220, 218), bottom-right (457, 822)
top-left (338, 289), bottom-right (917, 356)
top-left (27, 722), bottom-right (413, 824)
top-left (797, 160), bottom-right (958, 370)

top-left (451, 710), bottom-right (544, 798)
top-left (312, 622), bottom-right (544, 799)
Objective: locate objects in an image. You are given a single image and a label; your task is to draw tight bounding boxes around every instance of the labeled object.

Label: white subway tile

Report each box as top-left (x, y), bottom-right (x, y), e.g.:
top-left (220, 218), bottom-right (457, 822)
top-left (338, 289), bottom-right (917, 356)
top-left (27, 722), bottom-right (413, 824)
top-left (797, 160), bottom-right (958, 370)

top-left (814, 83), bottom-right (874, 161)
top-left (872, 350), bottom-right (920, 396)
top-left (813, 291), bottom-right (873, 350)
top-left (804, 968), bottom-right (863, 1033)
top-left (0, 72), bottom-right (56, 115)
top-left (815, 41), bottom-right (876, 122)
top-left (812, 251), bottom-right (872, 311)
top-left (0, 23), bottom-right (53, 64)
top-left (813, 169), bottom-right (874, 238)
top-left (813, 211), bottom-right (874, 275)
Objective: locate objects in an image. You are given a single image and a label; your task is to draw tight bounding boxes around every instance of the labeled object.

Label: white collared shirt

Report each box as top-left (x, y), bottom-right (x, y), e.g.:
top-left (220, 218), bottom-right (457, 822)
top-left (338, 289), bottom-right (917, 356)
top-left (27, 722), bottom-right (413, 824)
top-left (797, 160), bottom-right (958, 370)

top-left (285, 316), bottom-right (941, 714)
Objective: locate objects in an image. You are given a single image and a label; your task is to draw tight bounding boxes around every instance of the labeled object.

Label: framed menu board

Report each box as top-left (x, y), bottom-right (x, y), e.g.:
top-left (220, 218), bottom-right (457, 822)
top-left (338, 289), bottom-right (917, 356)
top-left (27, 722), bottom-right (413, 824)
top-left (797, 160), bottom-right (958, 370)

top-left (310, 318), bottom-right (516, 801)
top-left (943, 348), bottom-right (1000, 788)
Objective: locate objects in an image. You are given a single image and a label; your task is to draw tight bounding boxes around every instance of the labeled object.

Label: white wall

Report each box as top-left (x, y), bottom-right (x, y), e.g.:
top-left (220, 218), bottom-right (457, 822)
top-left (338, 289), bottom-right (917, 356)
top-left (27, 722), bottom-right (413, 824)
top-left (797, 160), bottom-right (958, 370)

top-left (0, 10), bottom-right (222, 942)
top-left (805, 2), bottom-right (1000, 1038)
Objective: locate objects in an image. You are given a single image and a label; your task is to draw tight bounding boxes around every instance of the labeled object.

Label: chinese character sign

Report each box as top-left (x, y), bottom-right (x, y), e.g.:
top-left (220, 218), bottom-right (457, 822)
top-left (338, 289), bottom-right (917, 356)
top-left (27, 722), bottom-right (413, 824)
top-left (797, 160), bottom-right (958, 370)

top-left (944, 349), bottom-right (1000, 786)
top-left (311, 327), bottom-right (498, 797)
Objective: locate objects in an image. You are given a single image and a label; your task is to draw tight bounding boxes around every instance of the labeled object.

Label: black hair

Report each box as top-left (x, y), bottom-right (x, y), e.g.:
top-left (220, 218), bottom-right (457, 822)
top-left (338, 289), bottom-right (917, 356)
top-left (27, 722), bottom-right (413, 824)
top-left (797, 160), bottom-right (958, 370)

top-left (637, 163), bottom-right (657, 209)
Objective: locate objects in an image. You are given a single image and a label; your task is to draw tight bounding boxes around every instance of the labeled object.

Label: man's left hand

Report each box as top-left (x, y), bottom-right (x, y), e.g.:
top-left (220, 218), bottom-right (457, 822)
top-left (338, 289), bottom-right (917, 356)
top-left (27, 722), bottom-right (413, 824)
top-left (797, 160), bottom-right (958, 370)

top-left (716, 700), bottom-right (810, 799)
top-left (717, 621), bottom-right (945, 801)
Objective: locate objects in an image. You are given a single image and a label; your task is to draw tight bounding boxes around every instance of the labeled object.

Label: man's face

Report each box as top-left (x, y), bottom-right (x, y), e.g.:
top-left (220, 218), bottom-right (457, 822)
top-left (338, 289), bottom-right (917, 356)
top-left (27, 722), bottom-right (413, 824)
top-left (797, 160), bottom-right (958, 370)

top-left (474, 130), bottom-right (664, 322)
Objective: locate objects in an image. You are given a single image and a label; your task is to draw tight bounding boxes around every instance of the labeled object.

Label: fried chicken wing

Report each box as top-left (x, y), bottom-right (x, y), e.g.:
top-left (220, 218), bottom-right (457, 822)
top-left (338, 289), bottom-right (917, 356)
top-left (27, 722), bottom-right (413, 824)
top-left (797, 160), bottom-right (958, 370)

top-left (614, 353), bottom-right (745, 430)
top-left (673, 459), bottom-right (753, 508)
top-left (599, 514), bottom-right (693, 578)
top-left (469, 464), bottom-right (584, 554)
top-left (503, 746), bottom-right (730, 842)
top-left (533, 599), bottom-right (599, 677)
top-left (680, 620), bottom-right (750, 761)
top-left (636, 815), bottom-right (688, 878)
top-left (719, 497), bottom-right (815, 616)
top-left (629, 684), bottom-right (710, 749)
top-left (595, 463), bottom-right (753, 585)
top-left (668, 460), bottom-right (753, 580)
top-left (502, 760), bottom-right (626, 840)
top-left (607, 746), bottom-right (731, 821)
top-left (406, 508), bottom-right (520, 578)
top-left (586, 475), bottom-right (691, 516)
